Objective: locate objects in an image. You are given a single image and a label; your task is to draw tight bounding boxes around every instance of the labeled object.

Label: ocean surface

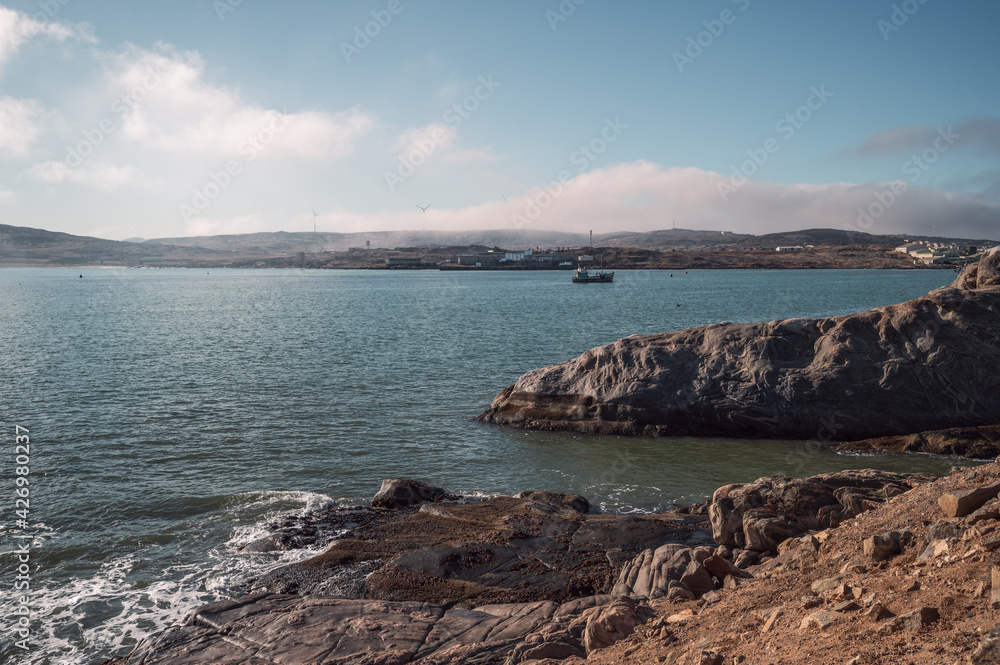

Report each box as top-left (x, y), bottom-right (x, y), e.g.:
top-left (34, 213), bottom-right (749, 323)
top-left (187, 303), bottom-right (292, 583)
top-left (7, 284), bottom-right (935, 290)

top-left (0, 266), bottom-right (972, 664)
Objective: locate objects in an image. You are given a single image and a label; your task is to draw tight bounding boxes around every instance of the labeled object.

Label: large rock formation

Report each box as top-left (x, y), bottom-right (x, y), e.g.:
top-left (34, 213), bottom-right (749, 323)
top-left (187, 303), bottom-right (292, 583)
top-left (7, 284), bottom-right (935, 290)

top-left (478, 250), bottom-right (1000, 440)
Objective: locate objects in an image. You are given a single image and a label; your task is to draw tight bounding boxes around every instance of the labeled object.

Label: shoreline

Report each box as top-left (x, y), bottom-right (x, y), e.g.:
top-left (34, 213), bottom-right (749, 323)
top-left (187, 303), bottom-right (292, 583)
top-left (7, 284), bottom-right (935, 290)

top-left (101, 462), bottom-right (1000, 664)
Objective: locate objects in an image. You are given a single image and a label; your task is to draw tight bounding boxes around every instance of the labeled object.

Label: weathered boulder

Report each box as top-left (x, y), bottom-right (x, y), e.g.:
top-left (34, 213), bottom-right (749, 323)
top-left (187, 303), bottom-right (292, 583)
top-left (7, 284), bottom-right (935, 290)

top-left (939, 482), bottom-right (1000, 517)
top-left (863, 531), bottom-right (907, 562)
top-left (478, 249), bottom-right (1000, 440)
top-left (707, 469), bottom-right (932, 552)
top-left (611, 545), bottom-right (748, 599)
top-left (582, 596), bottom-right (640, 653)
top-left (371, 478), bottom-right (451, 509)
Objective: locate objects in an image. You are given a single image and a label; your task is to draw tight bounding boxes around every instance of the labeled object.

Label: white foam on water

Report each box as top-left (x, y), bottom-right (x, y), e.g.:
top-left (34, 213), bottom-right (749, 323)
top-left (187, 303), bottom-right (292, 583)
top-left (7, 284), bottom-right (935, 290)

top-left (15, 490), bottom-right (340, 665)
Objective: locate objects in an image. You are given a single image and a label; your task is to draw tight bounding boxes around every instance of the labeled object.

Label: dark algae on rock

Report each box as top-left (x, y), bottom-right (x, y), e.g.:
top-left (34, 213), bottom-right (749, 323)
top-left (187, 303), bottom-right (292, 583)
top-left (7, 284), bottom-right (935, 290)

top-left (478, 249), bottom-right (1000, 442)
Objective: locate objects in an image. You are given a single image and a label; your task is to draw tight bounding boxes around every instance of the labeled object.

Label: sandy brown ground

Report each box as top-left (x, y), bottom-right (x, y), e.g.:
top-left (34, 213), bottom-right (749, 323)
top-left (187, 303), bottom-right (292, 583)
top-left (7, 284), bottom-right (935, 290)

top-left (569, 460), bottom-right (1000, 665)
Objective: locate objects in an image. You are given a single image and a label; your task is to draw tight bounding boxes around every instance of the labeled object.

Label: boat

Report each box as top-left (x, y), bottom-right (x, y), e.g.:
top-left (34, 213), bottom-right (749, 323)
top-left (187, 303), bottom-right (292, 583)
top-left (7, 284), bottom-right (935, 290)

top-left (572, 266), bottom-right (614, 283)
top-left (571, 229), bottom-right (614, 283)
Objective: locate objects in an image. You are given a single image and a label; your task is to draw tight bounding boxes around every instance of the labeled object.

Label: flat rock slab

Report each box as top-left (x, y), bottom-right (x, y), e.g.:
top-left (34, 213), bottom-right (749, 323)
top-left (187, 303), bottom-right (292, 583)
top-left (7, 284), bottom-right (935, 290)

top-left (116, 593), bottom-right (619, 665)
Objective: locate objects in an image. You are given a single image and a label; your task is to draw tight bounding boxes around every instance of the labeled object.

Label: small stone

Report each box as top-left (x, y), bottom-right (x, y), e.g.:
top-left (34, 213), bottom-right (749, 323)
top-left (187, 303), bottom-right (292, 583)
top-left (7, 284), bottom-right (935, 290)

top-left (833, 599), bottom-right (860, 612)
top-left (864, 603), bottom-right (895, 621)
top-left (833, 583), bottom-right (854, 599)
top-left (701, 591), bottom-right (722, 605)
top-left (974, 582), bottom-right (986, 598)
top-left (880, 607), bottom-right (939, 633)
top-left (906, 580), bottom-right (921, 592)
top-left (667, 609), bottom-right (696, 623)
top-left (840, 561), bottom-right (867, 575)
top-left (917, 538), bottom-right (950, 561)
top-left (863, 531), bottom-right (902, 562)
top-left (687, 650), bottom-right (722, 665)
top-left (851, 586), bottom-right (867, 600)
top-left (801, 610), bottom-right (838, 631)
top-left (761, 608), bottom-right (783, 633)
top-left (992, 567), bottom-right (1000, 608)
top-left (983, 536), bottom-right (1000, 552)
top-left (703, 554), bottom-right (753, 582)
top-left (734, 550), bottom-right (759, 569)
top-left (723, 575), bottom-right (741, 590)
top-left (752, 606), bottom-right (781, 624)
top-left (668, 580), bottom-right (696, 601)
top-left (801, 595), bottom-right (824, 609)
top-left (967, 498), bottom-right (1000, 524)
top-left (810, 575), bottom-right (846, 594)
top-left (969, 634), bottom-right (1000, 664)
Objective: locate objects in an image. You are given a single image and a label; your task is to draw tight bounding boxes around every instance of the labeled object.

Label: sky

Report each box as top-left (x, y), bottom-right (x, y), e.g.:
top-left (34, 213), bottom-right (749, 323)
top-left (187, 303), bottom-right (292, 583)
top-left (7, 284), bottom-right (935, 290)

top-left (0, 0), bottom-right (998, 241)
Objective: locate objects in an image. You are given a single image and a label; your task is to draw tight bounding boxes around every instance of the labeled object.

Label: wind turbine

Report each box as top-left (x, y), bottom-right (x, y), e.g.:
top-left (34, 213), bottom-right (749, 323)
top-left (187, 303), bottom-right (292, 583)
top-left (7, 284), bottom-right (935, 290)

top-left (311, 207), bottom-right (319, 233)
top-left (416, 204), bottom-right (432, 213)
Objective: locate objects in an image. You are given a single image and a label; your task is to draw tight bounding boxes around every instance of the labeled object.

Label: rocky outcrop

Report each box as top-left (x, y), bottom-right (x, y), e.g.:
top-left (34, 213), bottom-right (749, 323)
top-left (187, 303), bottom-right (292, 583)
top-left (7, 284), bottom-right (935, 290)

top-left (253, 486), bottom-right (713, 607)
top-left (837, 424), bottom-right (1000, 458)
top-left (707, 469), bottom-right (934, 553)
top-left (478, 250), bottom-right (1000, 440)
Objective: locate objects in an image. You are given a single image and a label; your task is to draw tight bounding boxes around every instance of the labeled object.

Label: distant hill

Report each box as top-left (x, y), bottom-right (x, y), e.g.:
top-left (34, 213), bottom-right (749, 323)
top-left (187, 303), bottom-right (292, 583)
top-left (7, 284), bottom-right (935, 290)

top-left (0, 223), bottom-right (244, 266)
top-left (146, 229), bottom-right (595, 253)
top-left (1, 222), bottom-right (995, 267)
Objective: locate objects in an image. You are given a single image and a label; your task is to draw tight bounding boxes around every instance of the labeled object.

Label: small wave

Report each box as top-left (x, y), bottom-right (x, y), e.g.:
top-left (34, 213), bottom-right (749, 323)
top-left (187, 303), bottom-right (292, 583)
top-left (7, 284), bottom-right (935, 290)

top-left (12, 489), bottom-right (342, 665)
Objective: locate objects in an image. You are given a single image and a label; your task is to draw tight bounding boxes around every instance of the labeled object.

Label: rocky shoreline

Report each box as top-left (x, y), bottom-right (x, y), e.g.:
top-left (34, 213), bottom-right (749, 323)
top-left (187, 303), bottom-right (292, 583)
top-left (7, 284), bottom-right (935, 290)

top-left (101, 467), bottom-right (1000, 665)
top-left (100, 254), bottom-right (1000, 664)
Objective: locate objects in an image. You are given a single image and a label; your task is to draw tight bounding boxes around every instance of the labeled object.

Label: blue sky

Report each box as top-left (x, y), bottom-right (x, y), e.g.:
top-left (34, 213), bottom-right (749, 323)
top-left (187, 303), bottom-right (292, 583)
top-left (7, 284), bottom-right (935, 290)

top-left (1, 0), bottom-right (998, 240)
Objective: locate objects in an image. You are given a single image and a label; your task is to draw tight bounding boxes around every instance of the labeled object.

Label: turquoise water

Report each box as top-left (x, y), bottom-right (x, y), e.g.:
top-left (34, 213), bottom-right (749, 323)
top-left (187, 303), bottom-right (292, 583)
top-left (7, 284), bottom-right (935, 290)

top-left (0, 267), bottom-right (965, 664)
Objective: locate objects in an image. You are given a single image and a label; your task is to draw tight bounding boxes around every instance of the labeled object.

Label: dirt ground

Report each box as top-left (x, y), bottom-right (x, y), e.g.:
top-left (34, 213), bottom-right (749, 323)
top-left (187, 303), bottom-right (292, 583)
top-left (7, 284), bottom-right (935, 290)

top-left (571, 460), bottom-right (1000, 665)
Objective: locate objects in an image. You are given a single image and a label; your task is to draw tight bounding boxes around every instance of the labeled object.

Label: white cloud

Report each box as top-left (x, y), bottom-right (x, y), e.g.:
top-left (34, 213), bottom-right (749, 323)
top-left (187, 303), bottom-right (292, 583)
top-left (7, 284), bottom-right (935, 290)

top-left (183, 214), bottom-right (268, 237)
top-left (28, 160), bottom-right (140, 191)
top-left (392, 123), bottom-right (457, 161)
top-left (0, 96), bottom-right (52, 158)
top-left (307, 161), bottom-right (1000, 240)
top-left (104, 43), bottom-right (373, 160)
top-left (0, 6), bottom-right (94, 68)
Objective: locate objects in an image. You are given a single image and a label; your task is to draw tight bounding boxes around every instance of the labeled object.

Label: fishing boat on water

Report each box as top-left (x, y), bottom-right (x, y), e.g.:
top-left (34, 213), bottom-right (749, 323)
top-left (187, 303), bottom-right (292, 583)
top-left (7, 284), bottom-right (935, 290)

top-left (572, 266), bottom-right (614, 283)
top-left (571, 229), bottom-right (614, 283)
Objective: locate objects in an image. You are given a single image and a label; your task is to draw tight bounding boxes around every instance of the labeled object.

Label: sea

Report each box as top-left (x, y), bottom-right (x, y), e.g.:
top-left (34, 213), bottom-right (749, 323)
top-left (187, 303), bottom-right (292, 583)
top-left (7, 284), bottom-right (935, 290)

top-left (0, 266), bottom-right (974, 664)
